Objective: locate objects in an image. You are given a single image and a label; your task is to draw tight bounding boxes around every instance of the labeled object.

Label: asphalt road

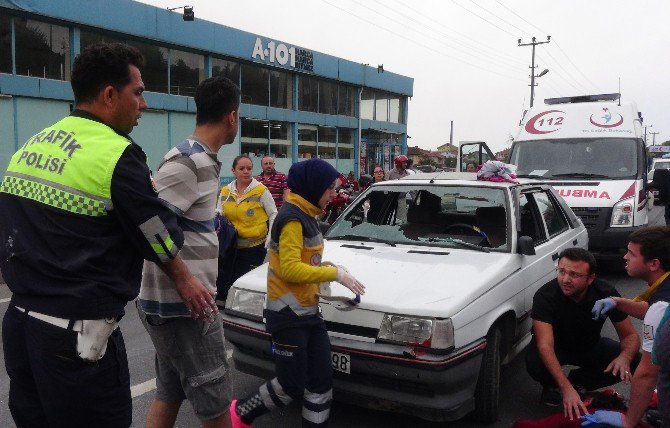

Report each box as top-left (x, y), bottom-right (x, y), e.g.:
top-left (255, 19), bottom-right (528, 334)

top-left (0, 206), bottom-right (664, 427)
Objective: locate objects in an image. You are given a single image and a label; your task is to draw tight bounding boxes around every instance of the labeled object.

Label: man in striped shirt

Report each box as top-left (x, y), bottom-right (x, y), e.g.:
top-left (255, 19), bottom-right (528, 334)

top-left (257, 155), bottom-right (289, 209)
top-left (138, 76), bottom-right (240, 427)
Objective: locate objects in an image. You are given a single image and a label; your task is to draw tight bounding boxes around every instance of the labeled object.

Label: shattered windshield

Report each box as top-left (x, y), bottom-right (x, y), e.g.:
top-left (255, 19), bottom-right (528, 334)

top-left (326, 184), bottom-right (510, 251)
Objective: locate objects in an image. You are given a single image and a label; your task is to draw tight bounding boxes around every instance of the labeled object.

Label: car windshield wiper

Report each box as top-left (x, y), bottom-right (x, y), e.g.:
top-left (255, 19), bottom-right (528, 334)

top-left (551, 173), bottom-right (610, 179)
top-left (516, 174), bottom-right (552, 179)
top-left (428, 237), bottom-right (490, 253)
top-left (328, 234), bottom-right (397, 247)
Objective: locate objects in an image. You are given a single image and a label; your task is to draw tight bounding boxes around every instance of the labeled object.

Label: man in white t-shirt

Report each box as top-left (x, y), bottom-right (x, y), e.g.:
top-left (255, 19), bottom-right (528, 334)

top-left (586, 226), bottom-right (670, 428)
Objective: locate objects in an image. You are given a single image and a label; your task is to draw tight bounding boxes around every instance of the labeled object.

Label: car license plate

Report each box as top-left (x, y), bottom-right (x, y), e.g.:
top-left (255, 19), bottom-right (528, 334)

top-left (331, 351), bottom-right (350, 374)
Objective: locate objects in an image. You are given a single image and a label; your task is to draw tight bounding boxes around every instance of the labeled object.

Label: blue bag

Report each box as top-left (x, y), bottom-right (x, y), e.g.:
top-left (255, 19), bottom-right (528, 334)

top-left (215, 213), bottom-right (237, 258)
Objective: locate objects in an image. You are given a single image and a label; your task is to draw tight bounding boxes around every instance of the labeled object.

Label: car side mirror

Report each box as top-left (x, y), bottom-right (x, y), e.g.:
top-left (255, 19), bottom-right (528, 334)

top-left (518, 235), bottom-right (536, 255)
top-left (318, 221), bottom-right (331, 235)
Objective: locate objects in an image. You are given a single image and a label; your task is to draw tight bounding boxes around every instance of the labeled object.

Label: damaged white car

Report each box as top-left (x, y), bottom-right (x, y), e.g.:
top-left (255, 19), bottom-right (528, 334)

top-left (222, 172), bottom-right (587, 423)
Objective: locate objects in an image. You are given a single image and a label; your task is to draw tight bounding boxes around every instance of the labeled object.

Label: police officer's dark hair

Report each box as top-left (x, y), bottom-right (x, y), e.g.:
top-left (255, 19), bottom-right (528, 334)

top-left (71, 43), bottom-right (145, 105)
top-left (195, 77), bottom-right (240, 125)
top-left (558, 247), bottom-right (597, 274)
top-left (232, 155), bottom-right (252, 169)
top-left (628, 226), bottom-right (670, 270)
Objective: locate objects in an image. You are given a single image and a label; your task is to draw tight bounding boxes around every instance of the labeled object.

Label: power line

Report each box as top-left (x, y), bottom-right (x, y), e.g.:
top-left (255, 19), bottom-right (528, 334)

top-left (388, 0), bottom-right (524, 64)
top-left (553, 42), bottom-right (602, 93)
top-left (378, 0), bottom-right (526, 68)
top-left (494, 0), bottom-right (548, 36)
top-left (541, 49), bottom-right (591, 93)
top-left (450, 0), bottom-right (517, 37)
top-left (469, 0), bottom-right (531, 37)
top-left (358, 0), bottom-right (524, 72)
top-left (535, 53), bottom-right (584, 93)
top-left (319, 0), bottom-right (525, 81)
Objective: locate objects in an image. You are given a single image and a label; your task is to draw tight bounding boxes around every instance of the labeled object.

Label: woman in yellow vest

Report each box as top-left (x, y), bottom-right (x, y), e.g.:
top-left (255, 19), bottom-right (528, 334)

top-left (219, 155), bottom-right (277, 301)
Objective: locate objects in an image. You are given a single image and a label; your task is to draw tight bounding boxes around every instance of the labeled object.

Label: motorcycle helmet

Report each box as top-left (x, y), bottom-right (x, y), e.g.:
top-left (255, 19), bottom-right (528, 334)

top-left (394, 155), bottom-right (409, 167)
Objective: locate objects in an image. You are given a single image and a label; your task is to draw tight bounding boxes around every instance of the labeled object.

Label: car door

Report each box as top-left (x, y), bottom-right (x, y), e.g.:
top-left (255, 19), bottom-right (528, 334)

top-left (458, 141), bottom-right (496, 172)
top-left (516, 186), bottom-right (580, 314)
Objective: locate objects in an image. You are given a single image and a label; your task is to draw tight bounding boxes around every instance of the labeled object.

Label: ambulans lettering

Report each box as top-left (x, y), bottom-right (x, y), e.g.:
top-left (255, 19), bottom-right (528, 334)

top-left (557, 189), bottom-right (610, 199)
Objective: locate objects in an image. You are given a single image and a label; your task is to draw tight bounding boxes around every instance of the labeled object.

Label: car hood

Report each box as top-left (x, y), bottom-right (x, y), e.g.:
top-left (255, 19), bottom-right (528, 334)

top-left (233, 241), bottom-right (522, 318)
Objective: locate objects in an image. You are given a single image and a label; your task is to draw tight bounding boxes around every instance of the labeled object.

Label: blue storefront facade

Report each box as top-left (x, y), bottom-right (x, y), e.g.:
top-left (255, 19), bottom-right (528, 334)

top-left (0, 0), bottom-right (413, 182)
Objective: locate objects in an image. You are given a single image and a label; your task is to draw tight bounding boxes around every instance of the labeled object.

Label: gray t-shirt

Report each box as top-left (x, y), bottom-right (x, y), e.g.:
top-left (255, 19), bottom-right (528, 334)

top-left (139, 137), bottom-right (221, 317)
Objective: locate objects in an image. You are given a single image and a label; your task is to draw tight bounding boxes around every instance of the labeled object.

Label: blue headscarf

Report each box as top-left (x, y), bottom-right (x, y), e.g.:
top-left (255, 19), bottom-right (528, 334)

top-left (287, 159), bottom-right (340, 208)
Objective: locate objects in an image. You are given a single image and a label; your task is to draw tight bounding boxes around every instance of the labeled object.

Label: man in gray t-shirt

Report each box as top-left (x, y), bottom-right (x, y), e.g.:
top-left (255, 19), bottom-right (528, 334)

top-left (652, 306), bottom-right (670, 426)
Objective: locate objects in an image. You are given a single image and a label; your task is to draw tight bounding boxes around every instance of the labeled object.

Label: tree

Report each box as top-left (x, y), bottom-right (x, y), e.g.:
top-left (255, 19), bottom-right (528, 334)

top-left (662, 140), bottom-right (670, 146)
top-left (418, 157), bottom-right (437, 166)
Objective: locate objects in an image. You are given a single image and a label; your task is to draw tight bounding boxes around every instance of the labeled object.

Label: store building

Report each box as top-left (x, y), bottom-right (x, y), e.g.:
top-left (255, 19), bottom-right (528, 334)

top-left (0, 0), bottom-right (413, 181)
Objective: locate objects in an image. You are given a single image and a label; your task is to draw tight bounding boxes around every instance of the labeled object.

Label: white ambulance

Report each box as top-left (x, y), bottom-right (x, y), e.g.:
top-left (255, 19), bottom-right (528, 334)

top-left (460, 93), bottom-right (649, 259)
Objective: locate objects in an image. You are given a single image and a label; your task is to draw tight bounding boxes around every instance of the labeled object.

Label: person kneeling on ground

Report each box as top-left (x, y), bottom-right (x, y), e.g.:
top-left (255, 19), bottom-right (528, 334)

top-left (526, 247), bottom-right (641, 420)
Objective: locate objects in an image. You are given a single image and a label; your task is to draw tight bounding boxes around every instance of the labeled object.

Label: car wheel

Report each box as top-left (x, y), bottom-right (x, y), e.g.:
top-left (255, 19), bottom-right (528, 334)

top-left (473, 327), bottom-right (501, 423)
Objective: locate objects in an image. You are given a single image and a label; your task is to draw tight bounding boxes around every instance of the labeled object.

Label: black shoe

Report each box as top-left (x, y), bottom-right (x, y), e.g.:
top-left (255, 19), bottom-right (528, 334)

top-left (540, 387), bottom-right (562, 407)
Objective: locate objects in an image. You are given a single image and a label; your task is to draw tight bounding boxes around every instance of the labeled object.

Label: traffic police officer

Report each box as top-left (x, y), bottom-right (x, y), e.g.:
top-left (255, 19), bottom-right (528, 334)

top-left (0, 43), bottom-right (216, 427)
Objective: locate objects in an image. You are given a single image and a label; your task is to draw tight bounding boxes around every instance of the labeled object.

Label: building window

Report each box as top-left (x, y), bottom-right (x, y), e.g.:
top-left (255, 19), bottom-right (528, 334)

top-left (338, 85), bottom-right (355, 117)
top-left (170, 49), bottom-right (204, 97)
top-left (241, 64), bottom-right (269, 106)
top-left (318, 126), bottom-right (336, 159)
top-left (0, 15), bottom-right (10, 74)
top-left (241, 118), bottom-right (269, 157)
top-left (298, 75), bottom-right (318, 112)
top-left (14, 19), bottom-right (70, 80)
top-left (270, 121), bottom-right (291, 159)
top-left (127, 40), bottom-right (168, 93)
top-left (79, 30), bottom-right (125, 51)
top-left (212, 58), bottom-right (240, 85)
top-left (338, 128), bottom-right (354, 159)
top-left (298, 124), bottom-right (317, 159)
top-left (375, 92), bottom-right (388, 122)
top-left (360, 89), bottom-right (374, 120)
top-left (318, 80), bottom-right (337, 115)
top-left (389, 95), bottom-right (403, 123)
top-left (270, 70), bottom-right (292, 109)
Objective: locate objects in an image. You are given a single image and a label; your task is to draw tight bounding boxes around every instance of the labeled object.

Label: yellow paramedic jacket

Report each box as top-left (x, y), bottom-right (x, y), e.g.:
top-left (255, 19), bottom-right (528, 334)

top-left (220, 178), bottom-right (277, 248)
top-left (266, 193), bottom-right (337, 316)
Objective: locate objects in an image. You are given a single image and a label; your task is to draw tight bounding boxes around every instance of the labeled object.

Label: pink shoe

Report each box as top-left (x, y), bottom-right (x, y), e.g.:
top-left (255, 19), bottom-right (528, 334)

top-left (229, 400), bottom-right (252, 428)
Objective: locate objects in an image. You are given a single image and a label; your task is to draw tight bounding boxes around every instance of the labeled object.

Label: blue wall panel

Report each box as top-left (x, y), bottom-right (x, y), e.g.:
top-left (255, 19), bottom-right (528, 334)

top-left (0, 98), bottom-right (15, 174)
top-left (131, 110), bottom-right (169, 171)
top-left (15, 98), bottom-right (69, 146)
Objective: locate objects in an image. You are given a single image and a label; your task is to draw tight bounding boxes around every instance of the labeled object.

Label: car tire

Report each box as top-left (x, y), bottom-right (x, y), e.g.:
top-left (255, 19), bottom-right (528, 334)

top-left (473, 327), bottom-right (501, 423)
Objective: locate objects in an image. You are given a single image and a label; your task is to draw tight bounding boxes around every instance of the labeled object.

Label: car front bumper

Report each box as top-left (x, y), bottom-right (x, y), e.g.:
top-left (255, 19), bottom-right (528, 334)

top-left (222, 314), bottom-right (486, 422)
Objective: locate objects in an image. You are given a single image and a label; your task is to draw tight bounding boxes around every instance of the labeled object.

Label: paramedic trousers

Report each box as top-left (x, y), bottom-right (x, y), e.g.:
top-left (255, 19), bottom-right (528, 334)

top-left (2, 304), bottom-right (131, 428)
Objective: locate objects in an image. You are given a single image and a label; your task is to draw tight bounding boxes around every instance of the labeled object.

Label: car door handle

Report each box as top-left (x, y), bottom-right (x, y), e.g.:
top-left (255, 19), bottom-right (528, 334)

top-left (552, 253), bottom-right (559, 261)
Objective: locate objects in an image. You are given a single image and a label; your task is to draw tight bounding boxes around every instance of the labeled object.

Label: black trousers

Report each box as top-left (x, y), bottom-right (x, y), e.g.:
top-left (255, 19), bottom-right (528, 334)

top-left (525, 336), bottom-right (641, 390)
top-left (2, 305), bottom-right (131, 428)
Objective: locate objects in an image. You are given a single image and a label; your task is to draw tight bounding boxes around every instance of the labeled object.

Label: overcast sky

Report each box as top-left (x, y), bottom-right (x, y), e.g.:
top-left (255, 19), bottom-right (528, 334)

top-left (138, 0), bottom-right (670, 153)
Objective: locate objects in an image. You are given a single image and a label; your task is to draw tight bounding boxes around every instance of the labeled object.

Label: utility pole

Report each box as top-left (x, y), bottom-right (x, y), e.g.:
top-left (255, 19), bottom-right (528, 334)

top-left (644, 124), bottom-right (653, 145)
top-left (650, 131), bottom-right (661, 146)
top-left (518, 36), bottom-right (551, 107)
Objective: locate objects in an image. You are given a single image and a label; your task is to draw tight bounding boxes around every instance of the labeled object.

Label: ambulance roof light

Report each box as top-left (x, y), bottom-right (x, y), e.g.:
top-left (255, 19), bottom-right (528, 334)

top-left (544, 93), bottom-right (621, 105)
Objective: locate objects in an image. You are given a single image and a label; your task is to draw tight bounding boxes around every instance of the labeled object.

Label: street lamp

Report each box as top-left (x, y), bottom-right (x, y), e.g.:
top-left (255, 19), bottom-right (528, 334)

top-left (537, 69), bottom-right (549, 78)
top-left (167, 5), bottom-right (194, 21)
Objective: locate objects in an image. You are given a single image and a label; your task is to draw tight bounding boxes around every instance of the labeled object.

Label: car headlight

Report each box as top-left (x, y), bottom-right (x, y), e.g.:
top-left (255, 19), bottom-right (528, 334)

top-left (610, 198), bottom-right (633, 227)
top-left (377, 314), bottom-right (454, 352)
top-left (226, 288), bottom-right (266, 321)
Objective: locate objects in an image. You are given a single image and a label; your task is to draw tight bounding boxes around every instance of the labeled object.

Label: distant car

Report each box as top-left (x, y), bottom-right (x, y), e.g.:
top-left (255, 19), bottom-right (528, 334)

top-left (221, 173), bottom-right (588, 423)
top-left (648, 159), bottom-right (670, 203)
top-left (415, 164), bottom-right (437, 173)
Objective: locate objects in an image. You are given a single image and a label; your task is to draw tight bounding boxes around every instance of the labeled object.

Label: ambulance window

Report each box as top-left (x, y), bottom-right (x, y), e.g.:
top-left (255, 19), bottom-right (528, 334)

top-left (534, 191), bottom-right (568, 238)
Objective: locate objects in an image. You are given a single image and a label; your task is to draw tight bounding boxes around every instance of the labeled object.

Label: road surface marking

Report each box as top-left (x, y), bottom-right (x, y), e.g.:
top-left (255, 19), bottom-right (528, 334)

top-left (130, 350), bottom-right (234, 398)
top-left (131, 378), bottom-right (156, 398)
top-left (0, 298), bottom-right (10, 304)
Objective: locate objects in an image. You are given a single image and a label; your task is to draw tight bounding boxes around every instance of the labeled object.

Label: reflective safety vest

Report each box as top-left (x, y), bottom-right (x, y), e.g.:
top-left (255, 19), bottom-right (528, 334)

top-left (220, 181), bottom-right (270, 248)
top-left (1, 115), bottom-right (128, 217)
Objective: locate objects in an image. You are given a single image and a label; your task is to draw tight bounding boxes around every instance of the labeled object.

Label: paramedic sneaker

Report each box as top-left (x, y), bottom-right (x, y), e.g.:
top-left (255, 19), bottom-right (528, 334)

top-left (540, 387), bottom-right (562, 407)
top-left (230, 400), bottom-right (252, 428)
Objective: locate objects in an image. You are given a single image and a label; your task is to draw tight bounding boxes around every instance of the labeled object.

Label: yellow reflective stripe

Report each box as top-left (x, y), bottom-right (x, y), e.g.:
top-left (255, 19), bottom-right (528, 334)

top-left (151, 242), bottom-right (165, 255)
top-left (163, 235), bottom-right (174, 251)
top-left (1, 176), bottom-right (107, 217)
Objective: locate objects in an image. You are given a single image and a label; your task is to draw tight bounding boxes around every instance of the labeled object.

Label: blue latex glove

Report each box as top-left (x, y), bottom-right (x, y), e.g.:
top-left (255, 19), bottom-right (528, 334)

top-left (592, 297), bottom-right (616, 320)
top-left (581, 410), bottom-right (625, 427)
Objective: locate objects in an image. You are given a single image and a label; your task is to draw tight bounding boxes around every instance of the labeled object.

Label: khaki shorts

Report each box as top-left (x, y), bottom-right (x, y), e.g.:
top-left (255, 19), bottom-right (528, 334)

top-left (138, 308), bottom-right (231, 421)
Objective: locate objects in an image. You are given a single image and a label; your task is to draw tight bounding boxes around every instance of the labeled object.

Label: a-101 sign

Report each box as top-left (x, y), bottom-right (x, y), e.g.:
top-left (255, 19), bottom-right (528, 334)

top-left (648, 146), bottom-right (670, 153)
top-left (251, 37), bottom-right (314, 72)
